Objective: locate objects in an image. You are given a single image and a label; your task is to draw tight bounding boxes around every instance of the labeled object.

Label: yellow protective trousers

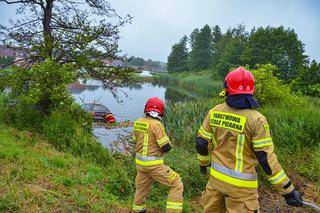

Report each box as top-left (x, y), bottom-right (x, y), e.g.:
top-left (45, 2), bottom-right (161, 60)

top-left (201, 176), bottom-right (260, 213)
top-left (133, 164), bottom-right (183, 213)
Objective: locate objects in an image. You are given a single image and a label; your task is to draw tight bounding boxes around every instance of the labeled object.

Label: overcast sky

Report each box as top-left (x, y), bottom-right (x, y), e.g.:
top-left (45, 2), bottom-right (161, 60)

top-left (1, 0), bottom-right (320, 62)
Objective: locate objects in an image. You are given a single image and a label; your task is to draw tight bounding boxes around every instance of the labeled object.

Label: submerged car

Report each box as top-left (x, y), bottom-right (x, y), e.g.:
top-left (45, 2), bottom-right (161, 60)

top-left (81, 103), bottom-right (116, 123)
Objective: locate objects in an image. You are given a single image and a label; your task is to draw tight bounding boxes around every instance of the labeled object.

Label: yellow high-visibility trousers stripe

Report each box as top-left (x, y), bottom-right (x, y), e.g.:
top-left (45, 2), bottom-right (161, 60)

top-left (132, 203), bottom-right (146, 212)
top-left (166, 201), bottom-right (183, 210)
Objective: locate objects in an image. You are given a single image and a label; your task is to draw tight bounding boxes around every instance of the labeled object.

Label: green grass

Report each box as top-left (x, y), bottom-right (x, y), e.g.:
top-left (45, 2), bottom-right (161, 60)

top-left (0, 125), bottom-right (134, 212)
top-left (1, 67), bottom-right (320, 212)
top-left (1, 100), bottom-right (319, 212)
top-left (145, 70), bottom-right (223, 98)
top-left (260, 105), bottom-right (320, 181)
top-left (0, 124), bottom-right (201, 212)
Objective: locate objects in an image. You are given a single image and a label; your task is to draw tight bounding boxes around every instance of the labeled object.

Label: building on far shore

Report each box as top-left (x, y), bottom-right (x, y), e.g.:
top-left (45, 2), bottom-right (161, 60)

top-left (0, 45), bottom-right (30, 66)
top-left (101, 58), bottom-right (124, 67)
top-left (0, 45), bottom-right (28, 59)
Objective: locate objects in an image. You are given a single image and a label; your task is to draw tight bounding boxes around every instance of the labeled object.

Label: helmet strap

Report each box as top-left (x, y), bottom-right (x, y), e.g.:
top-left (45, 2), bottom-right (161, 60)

top-left (146, 111), bottom-right (162, 120)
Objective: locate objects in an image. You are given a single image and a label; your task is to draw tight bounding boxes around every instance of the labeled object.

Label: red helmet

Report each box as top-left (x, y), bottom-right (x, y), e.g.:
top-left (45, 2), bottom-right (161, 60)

top-left (144, 97), bottom-right (164, 116)
top-left (224, 67), bottom-right (255, 96)
top-left (105, 113), bottom-right (116, 123)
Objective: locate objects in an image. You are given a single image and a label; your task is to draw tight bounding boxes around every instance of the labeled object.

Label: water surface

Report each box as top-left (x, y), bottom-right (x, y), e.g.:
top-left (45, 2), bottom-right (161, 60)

top-left (69, 73), bottom-right (200, 153)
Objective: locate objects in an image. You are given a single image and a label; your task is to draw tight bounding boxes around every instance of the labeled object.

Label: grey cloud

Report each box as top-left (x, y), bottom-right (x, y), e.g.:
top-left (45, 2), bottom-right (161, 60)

top-left (1, 0), bottom-right (319, 62)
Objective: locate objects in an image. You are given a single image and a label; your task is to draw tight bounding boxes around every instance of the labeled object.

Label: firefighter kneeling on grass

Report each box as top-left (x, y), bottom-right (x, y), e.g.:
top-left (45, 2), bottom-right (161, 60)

top-left (197, 67), bottom-right (303, 212)
top-left (132, 97), bottom-right (184, 213)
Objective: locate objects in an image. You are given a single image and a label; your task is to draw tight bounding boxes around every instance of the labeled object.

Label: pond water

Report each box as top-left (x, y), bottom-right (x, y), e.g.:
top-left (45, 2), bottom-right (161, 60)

top-left (69, 72), bottom-right (200, 153)
top-left (71, 80), bottom-right (166, 121)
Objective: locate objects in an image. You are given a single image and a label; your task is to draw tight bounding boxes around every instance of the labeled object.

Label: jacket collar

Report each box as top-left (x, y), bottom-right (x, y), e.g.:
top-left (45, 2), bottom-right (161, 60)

top-left (226, 94), bottom-right (259, 109)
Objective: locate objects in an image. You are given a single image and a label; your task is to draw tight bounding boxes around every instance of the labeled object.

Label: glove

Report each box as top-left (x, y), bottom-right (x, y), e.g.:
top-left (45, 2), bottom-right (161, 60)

top-left (200, 166), bottom-right (208, 174)
top-left (283, 189), bottom-right (303, 207)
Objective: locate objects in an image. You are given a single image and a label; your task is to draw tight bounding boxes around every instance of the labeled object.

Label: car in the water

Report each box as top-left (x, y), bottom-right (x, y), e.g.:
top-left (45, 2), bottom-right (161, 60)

top-left (81, 103), bottom-right (116, 123)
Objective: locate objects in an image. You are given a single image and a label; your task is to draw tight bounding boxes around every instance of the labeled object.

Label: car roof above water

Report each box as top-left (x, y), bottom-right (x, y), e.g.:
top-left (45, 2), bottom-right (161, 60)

top-left (81, 103), bottom-right (111, 113)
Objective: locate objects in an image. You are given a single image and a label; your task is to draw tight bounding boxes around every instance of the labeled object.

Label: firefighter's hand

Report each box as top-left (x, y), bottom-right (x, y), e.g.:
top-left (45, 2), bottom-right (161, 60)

top-left (199, 166), bottom-right (208, 174)
top-left (283, 190), bottom-right (303, 207)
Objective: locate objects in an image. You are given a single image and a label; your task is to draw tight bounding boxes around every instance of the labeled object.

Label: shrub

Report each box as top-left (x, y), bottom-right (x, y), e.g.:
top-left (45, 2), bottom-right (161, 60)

top-left (55, 103), bottom-right (93, 133)
top-left (42, 108), bottom-right (113, 167)
top-left (250, 64), bottom-right (307, 107)
top-left (13, 104), bottom-right (45, 131)
top-left (291, 60), bottom-right (320, 97)
top-left (2, 60), bottom-right (76, 114)
top-left (42, 110), bottom-right (78, 150)
top-left (0, 93), bottom-right (12, 124)
top-left (0, 93), bottom-right (45, 130)
top-left (105, 155), bottom-right (135, 199)
top-left (250, 64), bottom-right (306, 107)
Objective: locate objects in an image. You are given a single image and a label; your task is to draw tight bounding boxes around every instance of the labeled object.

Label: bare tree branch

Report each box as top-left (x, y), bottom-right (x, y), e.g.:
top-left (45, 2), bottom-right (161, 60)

top-left (0, 55), bottom-right (42, 69)
top-left (1, 0), bottom-right (43, 6)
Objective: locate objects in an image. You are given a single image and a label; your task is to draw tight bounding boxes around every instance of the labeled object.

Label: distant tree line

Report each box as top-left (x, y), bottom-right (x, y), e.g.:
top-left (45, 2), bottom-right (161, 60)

top-left (125, 56), bottom-right (163, 68)
top-left (167, 24), bottom-right (320, 96)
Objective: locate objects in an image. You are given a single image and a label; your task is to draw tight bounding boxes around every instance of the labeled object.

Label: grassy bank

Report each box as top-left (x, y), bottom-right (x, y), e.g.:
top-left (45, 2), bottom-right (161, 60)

top-left (145, 70), bottom-right (223, 98)
top-left (0, 125), bottom-right (134, 212)
top-left (1, 98), bottom-right (319, 212)
top-left (0, 92), bottom-right (137, 211)
top-left (0, 123), bottom-right (200, 212)
top-left (1, 66), bottom-right (320, 212)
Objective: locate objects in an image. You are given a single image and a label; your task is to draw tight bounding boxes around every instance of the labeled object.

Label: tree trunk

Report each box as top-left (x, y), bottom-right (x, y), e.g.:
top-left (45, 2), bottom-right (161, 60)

top-left (43, 0), bottom-right (54, 59)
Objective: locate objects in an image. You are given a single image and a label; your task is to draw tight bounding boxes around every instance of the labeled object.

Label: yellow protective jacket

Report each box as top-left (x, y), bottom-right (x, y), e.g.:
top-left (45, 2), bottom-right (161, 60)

top-left (197, 102), bottom-right (294, 195)
top-left (133, 116), bottom-right (171, 166)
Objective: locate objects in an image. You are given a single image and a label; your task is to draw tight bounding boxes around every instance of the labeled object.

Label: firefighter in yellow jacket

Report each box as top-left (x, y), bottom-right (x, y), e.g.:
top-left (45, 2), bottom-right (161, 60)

top-left (197, 67), bottom-right (303, 212)
top-left (132, 97), bottom-right (184, 213)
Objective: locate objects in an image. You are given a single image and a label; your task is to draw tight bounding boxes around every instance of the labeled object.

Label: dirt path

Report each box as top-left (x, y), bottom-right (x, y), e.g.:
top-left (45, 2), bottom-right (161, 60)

top-left (259, 173), bottom-right (320, 213)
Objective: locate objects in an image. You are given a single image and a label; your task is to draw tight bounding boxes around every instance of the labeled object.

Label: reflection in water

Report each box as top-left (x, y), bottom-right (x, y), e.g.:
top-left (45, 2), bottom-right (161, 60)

top-left (69, 75), bottom-right (206, 152)
top-left (127, 83), bottom-right (143, 90)
top-left (68, 80), bottom-right (99, 94)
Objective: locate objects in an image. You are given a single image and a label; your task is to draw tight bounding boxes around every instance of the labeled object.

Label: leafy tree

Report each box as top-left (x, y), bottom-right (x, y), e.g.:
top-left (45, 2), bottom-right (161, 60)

top-left (189, 25), bottom-right (213, 71)
top-left (212, 25), bottom-right (222, 45)
top-left (215, 25), bottom-right (248, 77)
top-left (189, 28), bottom-right (199, 50)
top-left (291, 60), bottom-right (320, 97)
top-left (250, 64), bottom-right (305, 107)
top-left (211, 25), bottom-right (222, 67)
top-left (125, 57), bottom-right (161, 68)
top-left (145, 59), bottom-right (160, 67)
top-left (0, 0), bottom-right (134, 113)
top-left (167, 36), bottom-right (189, 72)
top-left (129, 57), bottom-right (145, 66)
top-left (2, 59), bottom-right (76, 111)
top-left (241, 26), bottom-right (306, 82)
